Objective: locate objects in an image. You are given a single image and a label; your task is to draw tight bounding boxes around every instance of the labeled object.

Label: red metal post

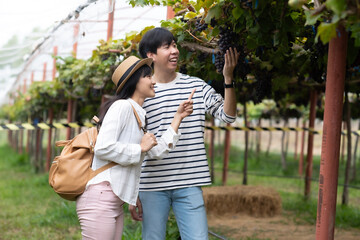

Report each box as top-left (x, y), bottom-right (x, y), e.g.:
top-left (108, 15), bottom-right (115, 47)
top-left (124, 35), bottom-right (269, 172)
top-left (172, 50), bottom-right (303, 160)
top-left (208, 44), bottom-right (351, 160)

top-left (209, 118), bottom-right (215, 183)
top-left (107, 0), bottom-right (115, 41)
top-left (305, 90), bottom-right (317, 199)
top-left (52, 46), bottom-right (58, 80)
top-left (23, 78), bottom-right (27, 94)
top-left (42, 62), bottom-right (47, 81)
top-left (166, 6), bottom-right (175, 19)
top-left (222, 123), bottom-right (231, 185)
top-left (31, 71), bottom-right (34, 84)
top-left (316, 25), bottom-right (348, 240)
top-left (72, 23), bottom-right (79, 58)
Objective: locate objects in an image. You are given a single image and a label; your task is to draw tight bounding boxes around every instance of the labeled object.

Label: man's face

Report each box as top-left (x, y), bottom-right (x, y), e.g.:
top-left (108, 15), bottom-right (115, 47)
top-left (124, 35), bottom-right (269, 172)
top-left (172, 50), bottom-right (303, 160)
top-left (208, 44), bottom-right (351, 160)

top-left (148, 40), bottom-right (179, 73)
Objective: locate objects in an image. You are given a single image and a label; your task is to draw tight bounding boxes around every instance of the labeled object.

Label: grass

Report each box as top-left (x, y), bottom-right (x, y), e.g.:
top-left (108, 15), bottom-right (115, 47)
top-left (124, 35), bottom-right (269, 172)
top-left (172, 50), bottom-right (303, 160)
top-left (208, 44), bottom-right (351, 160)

top-left (0, 144), bottom-right (220, 239)
top-left (1, 135), bottom-right (360, 239)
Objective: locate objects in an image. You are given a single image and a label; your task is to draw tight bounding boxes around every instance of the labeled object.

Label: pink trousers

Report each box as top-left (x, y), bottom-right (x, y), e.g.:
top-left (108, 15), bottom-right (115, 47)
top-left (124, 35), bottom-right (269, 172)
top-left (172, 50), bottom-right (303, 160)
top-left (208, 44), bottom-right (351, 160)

top-left (76, 181), bottom-right (124, 240)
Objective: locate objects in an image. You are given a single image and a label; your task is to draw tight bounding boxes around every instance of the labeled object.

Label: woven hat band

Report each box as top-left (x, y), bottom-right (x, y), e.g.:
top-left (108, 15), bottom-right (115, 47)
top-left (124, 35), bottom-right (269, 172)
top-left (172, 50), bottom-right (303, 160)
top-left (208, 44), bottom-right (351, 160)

top-left (116, 60), bottom-right (141, 89)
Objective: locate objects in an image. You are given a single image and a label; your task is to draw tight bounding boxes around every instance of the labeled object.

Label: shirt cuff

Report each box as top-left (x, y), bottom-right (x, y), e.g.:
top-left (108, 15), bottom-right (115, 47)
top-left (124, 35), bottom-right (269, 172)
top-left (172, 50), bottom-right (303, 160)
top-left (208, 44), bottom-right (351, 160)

top-left (162, 126), bottom-right (181, 149)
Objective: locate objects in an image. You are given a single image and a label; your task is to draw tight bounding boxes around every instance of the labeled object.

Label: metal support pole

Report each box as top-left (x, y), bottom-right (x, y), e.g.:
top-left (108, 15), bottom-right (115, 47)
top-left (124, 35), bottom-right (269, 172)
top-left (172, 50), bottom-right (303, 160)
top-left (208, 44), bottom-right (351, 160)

top-left (107, 0), bottom-right (115, 41)
top-left (222, 123), bottom-right (231, 185)
top-left (316, 25), bottom-right (348, 240)
top-left (42, 63), bottom-right (47, 81)
top-left (166, 6), bottom-right (175, 19)
top-left (209, 118), bottom-right (215, 183)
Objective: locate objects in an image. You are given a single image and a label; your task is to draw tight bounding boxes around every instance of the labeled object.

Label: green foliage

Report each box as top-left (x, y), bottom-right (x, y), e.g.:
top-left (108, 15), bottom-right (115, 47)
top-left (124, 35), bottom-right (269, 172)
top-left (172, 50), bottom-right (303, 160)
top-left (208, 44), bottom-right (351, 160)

top-left (3, 0), bottom-right (360, 126)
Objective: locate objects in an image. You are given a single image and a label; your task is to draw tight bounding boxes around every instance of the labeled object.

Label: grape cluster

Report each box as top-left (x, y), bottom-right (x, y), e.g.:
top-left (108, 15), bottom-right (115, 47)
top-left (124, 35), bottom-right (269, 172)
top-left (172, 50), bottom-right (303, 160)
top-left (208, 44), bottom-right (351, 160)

top-left (214, 25), bottom-right (240, 73)
top-left (214, 52), bottom-right (225, 73)
top-left (195, 19), bottom-right (208, 32)
top-left (218, 26), bottom-right (239, 53)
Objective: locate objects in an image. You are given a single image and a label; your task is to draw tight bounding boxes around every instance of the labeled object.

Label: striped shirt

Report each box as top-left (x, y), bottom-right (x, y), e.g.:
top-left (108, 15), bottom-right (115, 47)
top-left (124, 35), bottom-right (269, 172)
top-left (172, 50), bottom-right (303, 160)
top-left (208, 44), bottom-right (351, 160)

top-left (140, 73), bottom-right (236, 191)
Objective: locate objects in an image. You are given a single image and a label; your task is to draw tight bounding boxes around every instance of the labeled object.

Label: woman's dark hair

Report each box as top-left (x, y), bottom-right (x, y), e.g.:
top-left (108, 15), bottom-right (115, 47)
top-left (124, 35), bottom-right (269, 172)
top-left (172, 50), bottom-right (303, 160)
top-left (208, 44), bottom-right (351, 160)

top-left (98, 64), bottom-right (152, 125)
top-left (139, 27), bottom-right (177, 58)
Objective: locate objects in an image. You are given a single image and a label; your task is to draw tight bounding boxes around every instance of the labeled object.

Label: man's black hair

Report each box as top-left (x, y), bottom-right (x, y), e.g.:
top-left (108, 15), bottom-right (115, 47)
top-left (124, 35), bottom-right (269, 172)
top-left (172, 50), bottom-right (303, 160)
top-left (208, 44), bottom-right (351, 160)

top-left (139, 27), bottom-right (177, 58)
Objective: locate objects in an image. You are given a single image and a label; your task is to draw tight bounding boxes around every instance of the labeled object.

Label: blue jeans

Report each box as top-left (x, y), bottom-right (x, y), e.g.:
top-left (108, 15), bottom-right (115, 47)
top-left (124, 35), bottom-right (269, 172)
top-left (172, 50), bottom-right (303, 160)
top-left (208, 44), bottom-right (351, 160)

top-left (139, 186), bottom-right (208, 240)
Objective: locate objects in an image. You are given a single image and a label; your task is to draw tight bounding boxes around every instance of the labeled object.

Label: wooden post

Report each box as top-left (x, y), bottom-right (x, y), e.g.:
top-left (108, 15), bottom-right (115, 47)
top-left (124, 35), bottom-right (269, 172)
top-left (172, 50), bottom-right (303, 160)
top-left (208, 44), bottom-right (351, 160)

top-left (294, 118), bottom-right (299, 161)
top-left (305, 90), bottom-right (317, 199)
top-left (46, 46), bottom-right (57, 171)
top-left (46, 109), bottom-right (53, 171)
top-left (299, 120), bottom-right (306, 176)
top-left (316, 25), bottom-right (348, 240)
top-left (26, 72), bottom-right (35, 154)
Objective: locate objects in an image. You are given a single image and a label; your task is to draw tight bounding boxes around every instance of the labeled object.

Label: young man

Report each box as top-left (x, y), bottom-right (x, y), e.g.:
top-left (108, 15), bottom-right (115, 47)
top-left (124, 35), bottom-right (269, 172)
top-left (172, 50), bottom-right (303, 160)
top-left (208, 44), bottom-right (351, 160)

top-left (130, 27), bottom-right (239, 239)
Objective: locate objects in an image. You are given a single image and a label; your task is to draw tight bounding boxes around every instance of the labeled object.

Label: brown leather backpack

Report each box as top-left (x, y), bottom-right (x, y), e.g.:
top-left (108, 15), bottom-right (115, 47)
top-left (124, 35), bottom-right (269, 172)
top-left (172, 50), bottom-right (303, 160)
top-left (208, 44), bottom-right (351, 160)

top-left (49, 105), bottom-right (143, 201)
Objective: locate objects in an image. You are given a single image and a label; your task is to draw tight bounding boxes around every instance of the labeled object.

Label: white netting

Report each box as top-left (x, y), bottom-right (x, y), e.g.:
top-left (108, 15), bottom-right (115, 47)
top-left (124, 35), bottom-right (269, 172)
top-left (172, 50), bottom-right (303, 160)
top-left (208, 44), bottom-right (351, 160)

top-left (1, 0), bottom-right (167, 105)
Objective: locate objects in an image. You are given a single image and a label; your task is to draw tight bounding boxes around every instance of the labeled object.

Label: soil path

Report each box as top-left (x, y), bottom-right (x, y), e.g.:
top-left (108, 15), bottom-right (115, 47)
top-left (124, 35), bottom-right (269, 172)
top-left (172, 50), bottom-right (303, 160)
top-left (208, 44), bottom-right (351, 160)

top-left (207, 213), bottom-right (360, 240)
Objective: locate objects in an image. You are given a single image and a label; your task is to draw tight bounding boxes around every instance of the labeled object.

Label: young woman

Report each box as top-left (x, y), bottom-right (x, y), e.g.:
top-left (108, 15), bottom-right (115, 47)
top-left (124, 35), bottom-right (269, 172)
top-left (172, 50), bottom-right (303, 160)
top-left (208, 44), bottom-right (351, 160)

top-left (76, 56), bottom-right (194, 239)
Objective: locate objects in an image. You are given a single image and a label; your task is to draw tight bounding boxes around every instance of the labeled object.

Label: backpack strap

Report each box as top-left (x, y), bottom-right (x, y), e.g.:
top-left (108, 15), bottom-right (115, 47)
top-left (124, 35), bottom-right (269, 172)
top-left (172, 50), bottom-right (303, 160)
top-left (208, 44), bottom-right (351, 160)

top-left (130, 104), bottom-right (147, 133)
top-left (89, 161), bottom-right (118, 179)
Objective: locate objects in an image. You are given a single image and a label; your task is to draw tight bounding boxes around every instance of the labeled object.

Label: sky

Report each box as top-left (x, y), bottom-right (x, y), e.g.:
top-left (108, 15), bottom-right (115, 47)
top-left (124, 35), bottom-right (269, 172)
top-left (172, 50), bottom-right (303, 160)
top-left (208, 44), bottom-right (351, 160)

top-left (0, 0), bottom-right (87, 47)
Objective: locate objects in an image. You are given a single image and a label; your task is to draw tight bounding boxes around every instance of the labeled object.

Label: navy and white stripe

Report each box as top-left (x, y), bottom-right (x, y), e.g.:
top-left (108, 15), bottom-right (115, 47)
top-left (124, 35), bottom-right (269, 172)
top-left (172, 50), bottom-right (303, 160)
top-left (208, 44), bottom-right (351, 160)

top-left (140, 73), bottom-right (235, 191)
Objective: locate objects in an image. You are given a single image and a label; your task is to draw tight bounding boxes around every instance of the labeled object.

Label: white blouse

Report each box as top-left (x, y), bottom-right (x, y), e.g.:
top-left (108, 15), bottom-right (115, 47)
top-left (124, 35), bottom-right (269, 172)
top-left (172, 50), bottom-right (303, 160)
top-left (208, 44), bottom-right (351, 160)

top-left (87, 98), bottom-right (180, 205)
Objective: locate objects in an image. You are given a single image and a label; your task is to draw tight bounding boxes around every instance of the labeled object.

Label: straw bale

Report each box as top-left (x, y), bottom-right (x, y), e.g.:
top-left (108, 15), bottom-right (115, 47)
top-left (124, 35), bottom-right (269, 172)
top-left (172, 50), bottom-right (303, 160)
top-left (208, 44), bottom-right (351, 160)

top-left (203, 185), bottom-right (282, 217)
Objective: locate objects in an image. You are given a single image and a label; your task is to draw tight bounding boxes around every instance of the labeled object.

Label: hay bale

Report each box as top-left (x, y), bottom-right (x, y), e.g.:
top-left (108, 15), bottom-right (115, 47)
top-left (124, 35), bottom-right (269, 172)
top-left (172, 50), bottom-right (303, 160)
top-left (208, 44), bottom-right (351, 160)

top-left (203, 185), bottom-right (282, 217)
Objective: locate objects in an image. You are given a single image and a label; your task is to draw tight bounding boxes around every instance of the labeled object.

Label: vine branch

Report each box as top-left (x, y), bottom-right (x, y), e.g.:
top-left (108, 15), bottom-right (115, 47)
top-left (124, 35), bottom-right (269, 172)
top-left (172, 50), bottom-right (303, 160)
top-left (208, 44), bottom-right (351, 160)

top-left (179, 41), bottom-right (220, 54)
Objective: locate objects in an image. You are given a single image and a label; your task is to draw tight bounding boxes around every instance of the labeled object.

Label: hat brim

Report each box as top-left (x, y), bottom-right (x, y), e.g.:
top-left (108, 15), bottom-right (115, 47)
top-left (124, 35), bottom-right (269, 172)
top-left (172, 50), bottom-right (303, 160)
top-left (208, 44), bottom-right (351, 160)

top-left (116, 58), bottom-right (153, 93)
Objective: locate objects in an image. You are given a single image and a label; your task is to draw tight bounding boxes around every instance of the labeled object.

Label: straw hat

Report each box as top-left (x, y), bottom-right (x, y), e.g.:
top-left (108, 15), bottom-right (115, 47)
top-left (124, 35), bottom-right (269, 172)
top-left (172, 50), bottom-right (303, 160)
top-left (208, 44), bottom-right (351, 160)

top-left (112, 56), bottom-right (153, 93)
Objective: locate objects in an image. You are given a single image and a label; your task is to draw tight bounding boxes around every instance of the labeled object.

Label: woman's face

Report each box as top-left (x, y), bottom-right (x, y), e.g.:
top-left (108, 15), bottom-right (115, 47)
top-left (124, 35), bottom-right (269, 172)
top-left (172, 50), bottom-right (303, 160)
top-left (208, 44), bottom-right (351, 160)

top-left (136, 74), bottom-right (156, 98)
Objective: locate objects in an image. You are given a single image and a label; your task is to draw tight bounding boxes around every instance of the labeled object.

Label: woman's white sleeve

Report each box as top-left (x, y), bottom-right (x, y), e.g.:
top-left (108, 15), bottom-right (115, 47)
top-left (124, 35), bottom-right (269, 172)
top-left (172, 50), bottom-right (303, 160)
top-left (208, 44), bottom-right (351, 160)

top-left (94, 102), bottom-right (142, 166)
top-left (146, 126), bottom-right (181, 159)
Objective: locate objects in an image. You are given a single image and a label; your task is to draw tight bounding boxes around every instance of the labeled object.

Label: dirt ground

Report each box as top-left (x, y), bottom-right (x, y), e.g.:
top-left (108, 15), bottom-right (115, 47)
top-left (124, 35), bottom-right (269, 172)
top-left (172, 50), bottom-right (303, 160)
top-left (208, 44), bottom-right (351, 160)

top-left (207, 213), bottom-right (360, 240)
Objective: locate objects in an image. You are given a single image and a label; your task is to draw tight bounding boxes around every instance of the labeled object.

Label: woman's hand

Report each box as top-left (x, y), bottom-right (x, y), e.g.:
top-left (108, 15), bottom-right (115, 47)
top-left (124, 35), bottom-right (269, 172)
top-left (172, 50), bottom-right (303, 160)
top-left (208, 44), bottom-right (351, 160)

top-left (140, 133), bottom-right (157, 152)
top-left (129, 197), bottom-right (143, 221)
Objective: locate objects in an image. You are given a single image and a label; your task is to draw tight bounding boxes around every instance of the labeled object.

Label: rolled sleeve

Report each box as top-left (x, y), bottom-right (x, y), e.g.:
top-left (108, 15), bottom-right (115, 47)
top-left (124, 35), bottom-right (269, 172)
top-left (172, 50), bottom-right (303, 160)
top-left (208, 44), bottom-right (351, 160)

top-left (146, 126), bottom-right (181, 159)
